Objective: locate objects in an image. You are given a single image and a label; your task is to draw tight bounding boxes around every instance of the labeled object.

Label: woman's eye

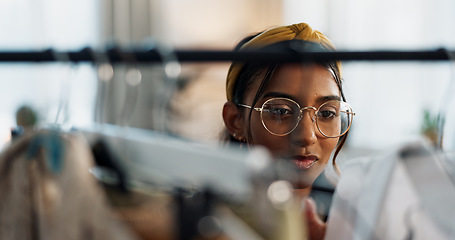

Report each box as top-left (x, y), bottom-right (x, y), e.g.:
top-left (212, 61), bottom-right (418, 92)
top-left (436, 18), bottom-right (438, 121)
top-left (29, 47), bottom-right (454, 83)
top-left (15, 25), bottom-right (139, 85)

top-left (273, 108), bottom-right (290, 116)
top-left (318, 110), bottom-right (337, 119)
top-left (265, 106), bottom-right (293, 117)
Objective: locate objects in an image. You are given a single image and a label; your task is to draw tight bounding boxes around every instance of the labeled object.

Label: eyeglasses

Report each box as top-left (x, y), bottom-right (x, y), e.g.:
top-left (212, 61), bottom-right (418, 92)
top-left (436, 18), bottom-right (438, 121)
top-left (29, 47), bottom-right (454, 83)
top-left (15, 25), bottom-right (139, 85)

top-left (238, 97), bottom-right (355, 138)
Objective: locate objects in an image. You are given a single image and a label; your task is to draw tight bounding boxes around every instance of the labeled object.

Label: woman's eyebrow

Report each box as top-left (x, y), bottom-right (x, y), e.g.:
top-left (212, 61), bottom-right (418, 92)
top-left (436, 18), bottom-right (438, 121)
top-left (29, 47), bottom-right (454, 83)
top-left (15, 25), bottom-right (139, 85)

top-left (262, 92), bottom-right (299, 102)
top-left (318, 95), bottom-right (341, 103)
top-left (263, 92), bottom-right (341, 104)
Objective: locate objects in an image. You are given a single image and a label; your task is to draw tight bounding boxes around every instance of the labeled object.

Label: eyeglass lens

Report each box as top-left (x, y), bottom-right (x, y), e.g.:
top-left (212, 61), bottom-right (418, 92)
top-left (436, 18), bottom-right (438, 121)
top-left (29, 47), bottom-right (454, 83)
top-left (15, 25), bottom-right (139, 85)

top-left (260, 98), bottom-right (353, 137)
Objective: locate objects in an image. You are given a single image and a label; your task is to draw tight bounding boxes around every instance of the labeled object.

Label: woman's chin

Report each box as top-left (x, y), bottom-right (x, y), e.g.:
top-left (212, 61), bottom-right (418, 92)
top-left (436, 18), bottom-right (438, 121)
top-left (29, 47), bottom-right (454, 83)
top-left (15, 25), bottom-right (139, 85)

top-left (292, 179), bottom-right (314, 190)
top-left (292, 187), bottom-right (312, 198)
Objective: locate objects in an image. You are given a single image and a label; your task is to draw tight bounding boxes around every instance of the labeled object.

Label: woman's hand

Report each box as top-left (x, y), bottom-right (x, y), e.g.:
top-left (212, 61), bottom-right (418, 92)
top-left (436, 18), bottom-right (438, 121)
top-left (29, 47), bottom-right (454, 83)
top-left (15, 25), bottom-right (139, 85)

top-left (304, 198), bottom-right (327, 240)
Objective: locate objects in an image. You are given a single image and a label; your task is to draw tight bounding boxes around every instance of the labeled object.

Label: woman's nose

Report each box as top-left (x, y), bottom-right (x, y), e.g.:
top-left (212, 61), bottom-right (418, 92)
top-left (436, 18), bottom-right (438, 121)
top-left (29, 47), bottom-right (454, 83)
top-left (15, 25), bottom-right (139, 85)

top-left (291, 112), bottom-right (317, 146)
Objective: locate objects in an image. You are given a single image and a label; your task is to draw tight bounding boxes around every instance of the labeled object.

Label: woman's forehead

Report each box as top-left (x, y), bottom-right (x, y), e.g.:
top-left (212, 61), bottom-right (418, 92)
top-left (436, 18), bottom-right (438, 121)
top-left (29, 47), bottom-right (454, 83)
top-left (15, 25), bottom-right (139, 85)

top-left (264, 64), bottom-right (339, 99)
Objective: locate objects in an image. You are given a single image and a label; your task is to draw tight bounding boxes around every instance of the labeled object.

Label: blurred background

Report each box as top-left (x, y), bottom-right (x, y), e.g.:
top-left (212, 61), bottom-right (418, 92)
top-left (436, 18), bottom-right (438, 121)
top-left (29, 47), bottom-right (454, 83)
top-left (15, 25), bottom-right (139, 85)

top-left (1, 0), bottom-right (455, 158)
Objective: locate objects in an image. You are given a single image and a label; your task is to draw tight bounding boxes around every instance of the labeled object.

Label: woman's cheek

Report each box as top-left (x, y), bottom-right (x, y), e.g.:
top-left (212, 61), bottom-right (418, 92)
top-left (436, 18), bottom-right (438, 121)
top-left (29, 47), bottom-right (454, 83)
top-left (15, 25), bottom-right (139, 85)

top-left (250, 126), bottom-right (290, 157)
top-left (320, 137), bottom-right (339, 163)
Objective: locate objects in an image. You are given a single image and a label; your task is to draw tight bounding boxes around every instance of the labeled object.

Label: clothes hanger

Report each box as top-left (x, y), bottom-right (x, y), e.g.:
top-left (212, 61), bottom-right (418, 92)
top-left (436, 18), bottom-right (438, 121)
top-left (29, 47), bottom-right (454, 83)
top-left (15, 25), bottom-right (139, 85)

top-left (87, 47), bottom-right (114, 126)
top-left (117, 49), bottom-right (142, 127)
top-left (81, 45), bottom-right (177, 193)
top-left (142, 40), bottom-right (181, 133)
top-left (85, 47), bottom-right (130, 193)
top-left (49, 48), bottom-right (76, 129)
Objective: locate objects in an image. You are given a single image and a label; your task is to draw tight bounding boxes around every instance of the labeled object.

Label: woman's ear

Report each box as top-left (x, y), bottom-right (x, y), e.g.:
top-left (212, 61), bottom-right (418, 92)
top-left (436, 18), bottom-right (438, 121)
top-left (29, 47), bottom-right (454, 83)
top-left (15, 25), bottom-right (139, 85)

top-left (222, 101), bottom-right (245, 138)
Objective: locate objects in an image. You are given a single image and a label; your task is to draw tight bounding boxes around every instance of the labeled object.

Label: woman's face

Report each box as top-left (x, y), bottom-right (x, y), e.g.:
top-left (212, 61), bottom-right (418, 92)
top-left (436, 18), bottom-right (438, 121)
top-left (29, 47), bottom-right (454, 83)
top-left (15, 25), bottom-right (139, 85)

top-left (242, 64), bottom-right (340, 187)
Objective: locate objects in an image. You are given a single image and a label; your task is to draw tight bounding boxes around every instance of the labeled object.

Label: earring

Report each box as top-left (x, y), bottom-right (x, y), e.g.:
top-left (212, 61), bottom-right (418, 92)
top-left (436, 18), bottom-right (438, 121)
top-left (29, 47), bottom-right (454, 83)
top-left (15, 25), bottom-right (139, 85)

top-left (232, 133), bottom-right (246, 148)
top-left (233, 133), bottom-right (242, 141)
top-left (239, 136), bottom-right (246, 149)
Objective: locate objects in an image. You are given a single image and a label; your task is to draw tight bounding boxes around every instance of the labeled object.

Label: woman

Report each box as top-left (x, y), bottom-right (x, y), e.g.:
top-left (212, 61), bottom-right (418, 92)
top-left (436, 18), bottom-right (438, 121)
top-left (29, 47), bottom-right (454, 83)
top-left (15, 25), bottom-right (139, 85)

top-left (222, 23), bottom-right (354, 239)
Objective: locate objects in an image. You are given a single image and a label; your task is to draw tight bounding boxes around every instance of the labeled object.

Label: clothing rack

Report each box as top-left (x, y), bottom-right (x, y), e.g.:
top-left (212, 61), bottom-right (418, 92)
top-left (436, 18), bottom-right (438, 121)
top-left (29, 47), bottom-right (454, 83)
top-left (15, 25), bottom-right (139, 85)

top-left (0, 47), bottom-right (454, 63)
top-left (2, 47), bottom-right (455, 240)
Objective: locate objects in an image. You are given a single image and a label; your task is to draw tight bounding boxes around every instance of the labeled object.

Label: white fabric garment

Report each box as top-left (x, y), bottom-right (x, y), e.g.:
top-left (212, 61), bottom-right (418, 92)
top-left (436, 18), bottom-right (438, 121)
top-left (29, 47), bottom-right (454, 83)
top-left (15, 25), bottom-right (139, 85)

top-left (325, 141), bottom-right (455, 240)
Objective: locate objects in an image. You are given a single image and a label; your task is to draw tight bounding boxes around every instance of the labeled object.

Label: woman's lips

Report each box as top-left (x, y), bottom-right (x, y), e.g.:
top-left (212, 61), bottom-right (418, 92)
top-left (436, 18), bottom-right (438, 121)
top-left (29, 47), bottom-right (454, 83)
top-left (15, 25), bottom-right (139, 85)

top-left (289, 155), bottom-right (318, 170)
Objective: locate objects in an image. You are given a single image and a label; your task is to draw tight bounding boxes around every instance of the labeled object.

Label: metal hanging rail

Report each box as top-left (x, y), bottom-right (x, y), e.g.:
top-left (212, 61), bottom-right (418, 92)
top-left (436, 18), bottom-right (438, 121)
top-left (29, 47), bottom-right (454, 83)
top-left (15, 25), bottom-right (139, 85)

top-left (0, 47), bottom-right (453, 63)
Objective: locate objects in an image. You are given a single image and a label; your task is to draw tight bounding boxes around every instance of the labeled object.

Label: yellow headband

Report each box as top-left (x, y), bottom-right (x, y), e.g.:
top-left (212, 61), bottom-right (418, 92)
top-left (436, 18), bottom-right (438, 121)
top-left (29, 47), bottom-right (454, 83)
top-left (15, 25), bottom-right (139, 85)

top-left (226, 22), bottom-right (341, 101)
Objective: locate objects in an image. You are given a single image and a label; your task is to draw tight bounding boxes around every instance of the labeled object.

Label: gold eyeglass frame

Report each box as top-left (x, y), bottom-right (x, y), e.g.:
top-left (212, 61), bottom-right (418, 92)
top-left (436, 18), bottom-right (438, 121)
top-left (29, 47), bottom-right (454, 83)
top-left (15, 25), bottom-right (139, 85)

top-left (238, 97), bottom-right (356, 138)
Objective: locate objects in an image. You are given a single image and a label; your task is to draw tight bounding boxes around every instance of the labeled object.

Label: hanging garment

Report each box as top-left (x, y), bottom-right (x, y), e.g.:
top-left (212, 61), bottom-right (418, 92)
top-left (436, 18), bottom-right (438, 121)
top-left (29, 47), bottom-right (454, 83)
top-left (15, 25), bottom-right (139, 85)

top-left (78, 124), bottom-right (309, 240)
top-left (0, 130), bottom-right (138, 240)
top-left (325, 141), bottom-right (455, 240)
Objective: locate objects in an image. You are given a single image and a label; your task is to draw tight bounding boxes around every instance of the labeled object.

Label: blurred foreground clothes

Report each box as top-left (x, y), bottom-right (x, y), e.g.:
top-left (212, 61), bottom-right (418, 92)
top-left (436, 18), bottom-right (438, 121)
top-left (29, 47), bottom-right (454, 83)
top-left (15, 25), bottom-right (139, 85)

top-left (325, 140), bottom-right (455, 240)
top-left (0, 131), bottom-right (138, 240)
